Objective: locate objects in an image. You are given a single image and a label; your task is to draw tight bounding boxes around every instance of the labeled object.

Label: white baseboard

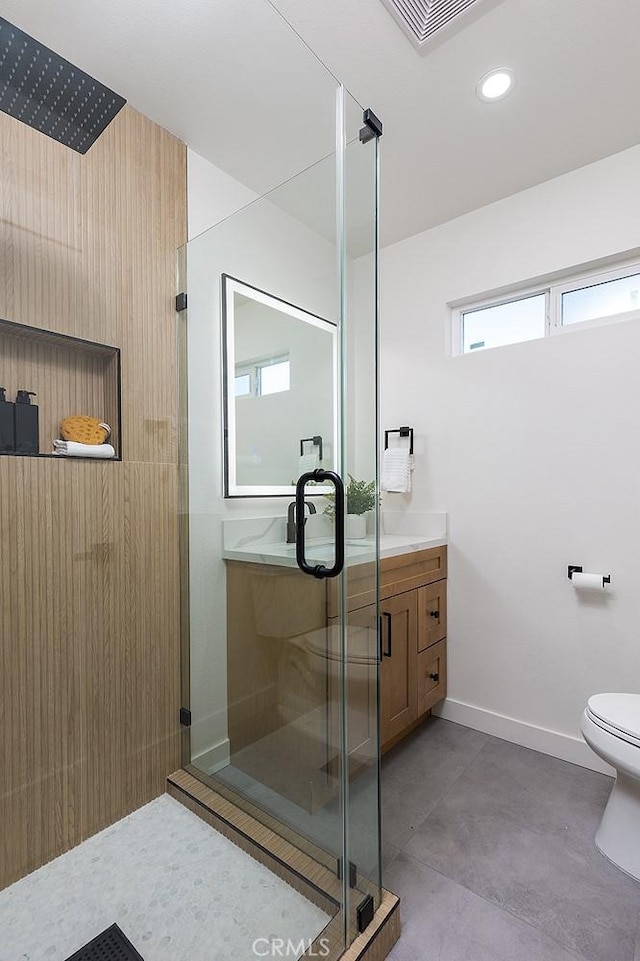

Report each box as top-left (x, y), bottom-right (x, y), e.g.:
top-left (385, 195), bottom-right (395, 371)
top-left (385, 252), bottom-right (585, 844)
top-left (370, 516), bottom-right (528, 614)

top-left (192, 737), bottom-right (230, 775)
top-left (433, 698), bottom-right (614, 777)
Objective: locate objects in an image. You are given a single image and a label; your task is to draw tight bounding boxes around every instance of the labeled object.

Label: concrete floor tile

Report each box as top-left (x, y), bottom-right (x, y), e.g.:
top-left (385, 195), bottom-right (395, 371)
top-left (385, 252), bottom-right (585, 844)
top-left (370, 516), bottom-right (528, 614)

top-left (382, 716), bottom-right (488, 820)
top-left (410, 791), bottom-right (639, 961)
top-left (386, 853), bottom-right (584, 961)
top-left (383, 718), bottom-right (640, 961)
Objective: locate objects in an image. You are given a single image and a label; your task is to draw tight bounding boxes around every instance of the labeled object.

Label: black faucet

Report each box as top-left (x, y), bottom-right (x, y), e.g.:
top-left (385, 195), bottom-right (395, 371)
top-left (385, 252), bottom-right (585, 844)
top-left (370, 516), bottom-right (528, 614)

top-left (286, 500), bottom-right (316, 543)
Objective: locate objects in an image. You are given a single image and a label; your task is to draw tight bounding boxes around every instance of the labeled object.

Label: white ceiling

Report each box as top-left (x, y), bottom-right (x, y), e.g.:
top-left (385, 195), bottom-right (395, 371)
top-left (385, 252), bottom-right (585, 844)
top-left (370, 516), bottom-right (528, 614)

top-left (274, 0), bottom-right (640, 246)
top-left (3, 0), bottom-right (640, 248)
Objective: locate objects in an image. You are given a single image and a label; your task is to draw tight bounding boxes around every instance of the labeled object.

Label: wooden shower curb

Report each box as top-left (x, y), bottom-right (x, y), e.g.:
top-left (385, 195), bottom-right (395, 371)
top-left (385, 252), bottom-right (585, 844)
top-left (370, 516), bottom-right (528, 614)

top-left (167, 769), bottom-right (400, 961)
top-left (337, 890), bottom-right (400, 961)
top-left (167, 769), bottom-right (339, 914)
top-left (299, 888), bottom-right (399, 961)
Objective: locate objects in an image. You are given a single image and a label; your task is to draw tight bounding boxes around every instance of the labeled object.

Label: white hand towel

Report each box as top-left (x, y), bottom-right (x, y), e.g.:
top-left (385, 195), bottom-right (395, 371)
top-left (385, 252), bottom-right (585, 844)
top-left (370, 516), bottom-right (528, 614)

top-left (53, 439), bottom-right (116, 459)
top-left (298, 452), bottom-right (319, 476)
top-left (382, 449), bottom-right (413, 493)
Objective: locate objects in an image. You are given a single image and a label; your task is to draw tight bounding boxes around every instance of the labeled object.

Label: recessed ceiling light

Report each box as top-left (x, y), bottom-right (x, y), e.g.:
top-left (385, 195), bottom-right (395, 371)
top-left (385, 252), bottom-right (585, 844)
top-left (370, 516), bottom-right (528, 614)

top-left (476, 68), bottom-right (515, 102)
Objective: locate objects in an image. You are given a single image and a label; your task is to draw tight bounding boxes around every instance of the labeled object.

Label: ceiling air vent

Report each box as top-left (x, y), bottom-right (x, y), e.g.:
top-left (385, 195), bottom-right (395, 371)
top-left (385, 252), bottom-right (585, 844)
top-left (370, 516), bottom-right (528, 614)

top-left (380, 0), bottom-right (486, 51)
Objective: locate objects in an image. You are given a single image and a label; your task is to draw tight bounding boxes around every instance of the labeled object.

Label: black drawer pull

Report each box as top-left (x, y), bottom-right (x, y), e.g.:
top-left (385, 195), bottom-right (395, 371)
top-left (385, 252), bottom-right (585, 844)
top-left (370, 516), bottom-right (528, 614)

top-left (428, 672), bottom-right (439, 682)
top-left (429, 610), bottom-right (439, 619)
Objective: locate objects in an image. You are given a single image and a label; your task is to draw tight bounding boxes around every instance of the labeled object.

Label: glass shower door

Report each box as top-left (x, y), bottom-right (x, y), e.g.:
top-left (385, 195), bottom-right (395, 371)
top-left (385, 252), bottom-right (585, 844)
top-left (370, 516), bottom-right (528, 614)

top-left (180, 84), bottom-right (381, 957)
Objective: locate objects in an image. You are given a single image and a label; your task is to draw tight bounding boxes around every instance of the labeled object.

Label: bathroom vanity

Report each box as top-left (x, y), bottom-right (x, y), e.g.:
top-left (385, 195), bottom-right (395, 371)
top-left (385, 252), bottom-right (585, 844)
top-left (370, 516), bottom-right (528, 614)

top-left (329, 543), bottom-right (448, 753)
top-left (223, 530), bottom-right (447, 810)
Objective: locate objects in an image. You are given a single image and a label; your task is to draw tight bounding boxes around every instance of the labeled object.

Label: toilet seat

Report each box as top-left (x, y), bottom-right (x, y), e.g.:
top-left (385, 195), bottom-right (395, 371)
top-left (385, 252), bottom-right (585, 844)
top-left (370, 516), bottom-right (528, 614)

top-left (586, 693), bottom-right (640, 747)
top-left (586, 710), bottom-right (640, 749)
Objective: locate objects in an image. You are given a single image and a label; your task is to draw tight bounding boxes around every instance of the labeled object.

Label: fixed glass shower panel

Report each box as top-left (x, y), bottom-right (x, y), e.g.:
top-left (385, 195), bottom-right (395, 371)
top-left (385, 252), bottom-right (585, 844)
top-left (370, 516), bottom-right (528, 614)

top-left (341, 93), bottom-right (382, 931)
top-left (180, 83), bottom-right (380, 956)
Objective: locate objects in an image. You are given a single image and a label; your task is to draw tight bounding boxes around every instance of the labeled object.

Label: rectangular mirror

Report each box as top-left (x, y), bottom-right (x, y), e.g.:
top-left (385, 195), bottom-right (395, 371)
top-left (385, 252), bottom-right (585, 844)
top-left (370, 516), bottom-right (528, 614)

top-left (222, 274), bottom-right (337, 497)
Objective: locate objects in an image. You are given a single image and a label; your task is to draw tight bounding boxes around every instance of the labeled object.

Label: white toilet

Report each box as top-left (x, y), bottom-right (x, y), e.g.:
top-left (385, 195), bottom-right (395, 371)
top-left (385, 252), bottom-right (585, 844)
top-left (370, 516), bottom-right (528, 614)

top-left (581, 693), bottom-right (640, 880)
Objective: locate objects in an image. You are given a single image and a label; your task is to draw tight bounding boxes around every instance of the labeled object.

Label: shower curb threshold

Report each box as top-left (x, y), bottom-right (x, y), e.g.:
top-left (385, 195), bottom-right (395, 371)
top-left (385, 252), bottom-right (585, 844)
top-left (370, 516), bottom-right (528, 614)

top-left (166, 770), bottom-right (400, 961)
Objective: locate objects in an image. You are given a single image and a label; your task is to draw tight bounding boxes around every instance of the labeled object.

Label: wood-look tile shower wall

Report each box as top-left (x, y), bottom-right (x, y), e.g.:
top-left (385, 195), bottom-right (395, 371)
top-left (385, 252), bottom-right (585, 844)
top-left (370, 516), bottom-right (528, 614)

top-left (0, 106), bottom-right (187, 889)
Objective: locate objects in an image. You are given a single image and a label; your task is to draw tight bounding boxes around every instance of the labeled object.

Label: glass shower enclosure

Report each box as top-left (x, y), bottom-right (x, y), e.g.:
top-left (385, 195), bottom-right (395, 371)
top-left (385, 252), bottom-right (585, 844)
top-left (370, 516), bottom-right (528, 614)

top-left (179, 65), bottom-right (381, 958)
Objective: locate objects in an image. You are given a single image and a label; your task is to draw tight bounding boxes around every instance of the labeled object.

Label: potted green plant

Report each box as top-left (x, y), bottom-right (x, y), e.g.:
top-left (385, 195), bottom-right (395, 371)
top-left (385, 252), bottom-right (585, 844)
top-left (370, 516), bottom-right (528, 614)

top-left (324, 474), bottom-right (376, 539)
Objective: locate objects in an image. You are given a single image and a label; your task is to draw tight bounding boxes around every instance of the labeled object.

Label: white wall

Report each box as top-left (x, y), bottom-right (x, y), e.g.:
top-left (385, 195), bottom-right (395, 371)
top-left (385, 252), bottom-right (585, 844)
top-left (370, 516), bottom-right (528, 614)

top-left (378, 143), bottom-right (640, 773)
top-left (188, 150), bottom-right (257, 241)
top-left (186, 149), bottom-right (340, 770)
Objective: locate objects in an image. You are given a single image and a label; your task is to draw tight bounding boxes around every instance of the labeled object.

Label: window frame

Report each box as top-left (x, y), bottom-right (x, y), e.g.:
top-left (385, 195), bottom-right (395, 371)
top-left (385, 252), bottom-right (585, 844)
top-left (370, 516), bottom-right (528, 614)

top-left (453, 284), bottom-right (551, 355)
top-left (452, 256), bottom-right (640, 356)
top-left (256, 356), bottom-right (290, 396)
top-left (550, 260), bottom-right (640, 335)
top-left (234, 353), bottom-right (290, 398)
top-left (234, 370), bottom-right (254, 397)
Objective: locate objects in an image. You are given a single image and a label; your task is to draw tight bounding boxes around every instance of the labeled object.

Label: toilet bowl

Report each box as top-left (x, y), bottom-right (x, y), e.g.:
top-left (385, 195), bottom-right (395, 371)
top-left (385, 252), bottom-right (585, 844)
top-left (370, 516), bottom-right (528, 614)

top-left (581, 693), bottom-right (640, 880)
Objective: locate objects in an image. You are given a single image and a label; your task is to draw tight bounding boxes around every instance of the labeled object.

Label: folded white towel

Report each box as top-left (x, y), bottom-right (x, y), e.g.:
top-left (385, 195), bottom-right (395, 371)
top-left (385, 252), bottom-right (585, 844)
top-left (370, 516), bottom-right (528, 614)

top-left (52, 439), bottom-right (116, 459)
top-left (298, 452), bottom-right (319, 476)
top-left (382, 449), bottom-right (413, 493)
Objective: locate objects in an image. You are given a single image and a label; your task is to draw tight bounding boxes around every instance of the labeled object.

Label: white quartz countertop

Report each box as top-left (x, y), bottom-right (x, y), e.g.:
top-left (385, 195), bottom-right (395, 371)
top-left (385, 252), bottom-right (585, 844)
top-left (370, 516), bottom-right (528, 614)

top-left (222, 533), bottom-right (446, 569)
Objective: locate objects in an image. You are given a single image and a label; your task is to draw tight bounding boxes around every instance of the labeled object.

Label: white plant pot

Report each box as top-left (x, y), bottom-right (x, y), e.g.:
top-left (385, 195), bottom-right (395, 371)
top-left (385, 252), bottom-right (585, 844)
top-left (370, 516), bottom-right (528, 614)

top-left (346, 513), bottom-right (367, 539)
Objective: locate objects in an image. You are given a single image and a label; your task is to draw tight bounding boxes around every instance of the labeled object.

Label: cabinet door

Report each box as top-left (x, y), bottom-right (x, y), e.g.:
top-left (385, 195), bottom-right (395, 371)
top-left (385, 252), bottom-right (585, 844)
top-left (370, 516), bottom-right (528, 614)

top-left (417, 580), bottom-right (447, 652)
top-left (327, 606), bottom-right (379, 776)
top-left (344, 605), bottom-right (379, 764)
top-left (380, 591), bottom-right (418, 747)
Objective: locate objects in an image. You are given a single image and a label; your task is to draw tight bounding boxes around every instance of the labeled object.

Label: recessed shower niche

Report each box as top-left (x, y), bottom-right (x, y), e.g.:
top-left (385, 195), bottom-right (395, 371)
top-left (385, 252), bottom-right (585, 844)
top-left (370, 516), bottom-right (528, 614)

top-left (0, 318), bottom-right (121, 459)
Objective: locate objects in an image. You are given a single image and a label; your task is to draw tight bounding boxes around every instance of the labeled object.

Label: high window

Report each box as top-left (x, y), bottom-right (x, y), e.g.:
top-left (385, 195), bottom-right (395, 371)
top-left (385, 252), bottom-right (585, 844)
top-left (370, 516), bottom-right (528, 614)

top-left (454, 260), bottom-right (640, 354)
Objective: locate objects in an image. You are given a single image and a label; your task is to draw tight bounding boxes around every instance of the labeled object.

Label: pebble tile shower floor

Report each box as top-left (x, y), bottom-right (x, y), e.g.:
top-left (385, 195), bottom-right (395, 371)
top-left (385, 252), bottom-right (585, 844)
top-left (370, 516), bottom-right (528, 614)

top-left (384, 716), bottom-right (640, 961)
top-left (0, 794), bottom-right (329, 961)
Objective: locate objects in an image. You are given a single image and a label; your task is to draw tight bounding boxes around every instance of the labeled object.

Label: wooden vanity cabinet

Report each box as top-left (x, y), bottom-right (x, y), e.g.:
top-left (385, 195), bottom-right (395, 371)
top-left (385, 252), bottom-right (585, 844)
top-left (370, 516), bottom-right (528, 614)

top-left (326, 544), bottom-right (448, 752)
top-left (378, 545), bottom-right (447, 751)
top-left (224, 544), bottom-right (447, 809)
top-left (327, 604), bottom-right (379, 778)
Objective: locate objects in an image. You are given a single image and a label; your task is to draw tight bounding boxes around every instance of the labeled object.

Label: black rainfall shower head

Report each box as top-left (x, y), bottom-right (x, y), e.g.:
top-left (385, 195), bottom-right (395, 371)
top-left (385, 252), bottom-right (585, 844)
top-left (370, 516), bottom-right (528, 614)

top-left (0, 17), bottom-right (126, 154)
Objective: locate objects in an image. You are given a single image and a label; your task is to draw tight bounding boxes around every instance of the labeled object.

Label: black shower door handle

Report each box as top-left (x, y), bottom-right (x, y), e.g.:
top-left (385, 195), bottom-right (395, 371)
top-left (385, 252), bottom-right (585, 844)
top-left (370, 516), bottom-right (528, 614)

top-left (295, 469), bottom-right (345, 579)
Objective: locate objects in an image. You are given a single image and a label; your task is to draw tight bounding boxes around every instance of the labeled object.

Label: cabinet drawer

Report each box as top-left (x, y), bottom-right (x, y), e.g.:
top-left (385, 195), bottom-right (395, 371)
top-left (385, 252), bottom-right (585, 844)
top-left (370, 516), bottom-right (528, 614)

top-left (327, 545), bottom-right (447, 617)
top-left (417, 581), bottom-right (447, 651)
top-left (380, 545), bottom-right (447, 601)
top-left (417, 640), bottom-right (446, 716)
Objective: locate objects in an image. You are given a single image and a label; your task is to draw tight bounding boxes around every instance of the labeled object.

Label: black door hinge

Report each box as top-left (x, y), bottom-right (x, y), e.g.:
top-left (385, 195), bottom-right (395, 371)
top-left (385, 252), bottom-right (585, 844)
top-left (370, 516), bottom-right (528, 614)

top-left (179, 707), bottom-right (192, 727)
top-left (337, 858), bottom-right (357, 888)
top-left (359, 108), bottom-right (383, 144)
top-left (357, 893), bottom-right (375, 933)
top-left (175, 292), bottom-right (188, 312)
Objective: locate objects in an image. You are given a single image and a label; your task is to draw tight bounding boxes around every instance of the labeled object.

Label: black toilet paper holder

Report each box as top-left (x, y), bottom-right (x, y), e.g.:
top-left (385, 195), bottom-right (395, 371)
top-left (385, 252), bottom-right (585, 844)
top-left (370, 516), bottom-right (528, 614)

top-left (568, 565), bottom-right (611, 585)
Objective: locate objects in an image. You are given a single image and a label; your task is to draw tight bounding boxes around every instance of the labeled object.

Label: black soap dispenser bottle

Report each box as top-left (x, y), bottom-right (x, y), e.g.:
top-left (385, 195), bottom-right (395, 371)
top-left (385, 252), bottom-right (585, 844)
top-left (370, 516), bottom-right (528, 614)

top-left (0, 387), bottom-right (15, 452)
top-left (14, 390), bottom-right (39, 454)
